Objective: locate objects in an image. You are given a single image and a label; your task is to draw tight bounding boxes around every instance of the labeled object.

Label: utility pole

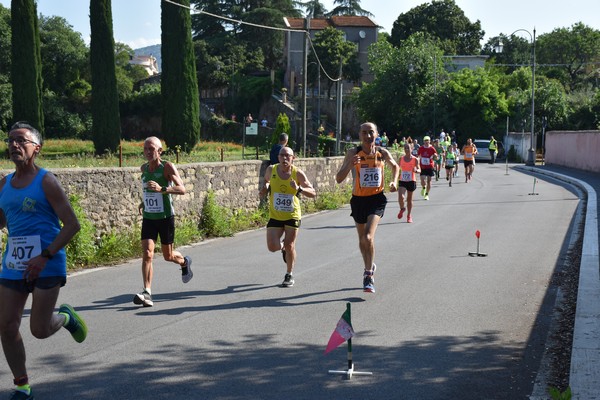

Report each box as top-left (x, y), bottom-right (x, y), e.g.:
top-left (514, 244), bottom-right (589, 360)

top-left (302, 18), bottom-right (310, 157)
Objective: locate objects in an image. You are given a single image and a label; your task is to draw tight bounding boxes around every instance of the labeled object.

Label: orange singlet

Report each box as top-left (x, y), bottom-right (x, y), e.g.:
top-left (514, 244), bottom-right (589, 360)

top-left (399, 155), bottom-right (418, 182)
top-left (463, 144), bottom-right (476, 161)
top-left (352, 146), bottom-right (384, 197)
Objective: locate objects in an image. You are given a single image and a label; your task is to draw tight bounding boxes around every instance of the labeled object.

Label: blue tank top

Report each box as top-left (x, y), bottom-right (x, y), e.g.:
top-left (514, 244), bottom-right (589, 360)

top-left (0, 168), bottom-right (66, 279)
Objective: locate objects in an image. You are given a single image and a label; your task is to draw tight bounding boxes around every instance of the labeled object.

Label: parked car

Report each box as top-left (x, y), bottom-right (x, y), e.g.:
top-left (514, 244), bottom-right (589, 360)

top-left (473, 139), bottom-right (504, 162)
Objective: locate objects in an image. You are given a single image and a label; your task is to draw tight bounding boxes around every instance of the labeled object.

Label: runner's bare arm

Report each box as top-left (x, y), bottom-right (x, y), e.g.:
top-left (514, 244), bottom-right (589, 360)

top-left (259, 165), bottom-right (273, 199)
top-left (382, 148), bottom-right (399, 192)
top-left (163, 162), bottom-right (186, 195)
top-left (336, 147), bottom-right (358, 183)
top-left (294, 170), bottom-right (316, 198)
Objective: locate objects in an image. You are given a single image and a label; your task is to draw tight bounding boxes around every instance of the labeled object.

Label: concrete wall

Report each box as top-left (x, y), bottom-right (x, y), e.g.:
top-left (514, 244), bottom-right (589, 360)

top-left (545, 130), bottom-right (600, 173)
top-left (0, 157), bottom-right (346, 235)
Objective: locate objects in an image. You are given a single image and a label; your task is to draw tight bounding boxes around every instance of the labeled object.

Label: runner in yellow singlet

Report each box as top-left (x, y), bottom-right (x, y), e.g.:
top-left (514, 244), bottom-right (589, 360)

top-left (259, 147), bottom-right (316, 287)
top-left (335, 122), bottom-right (399, 293)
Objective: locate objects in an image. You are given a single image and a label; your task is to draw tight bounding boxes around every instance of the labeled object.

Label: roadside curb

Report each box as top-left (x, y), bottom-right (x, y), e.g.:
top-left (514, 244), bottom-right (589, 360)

top-left (517, 166), bottom-right (600, 400)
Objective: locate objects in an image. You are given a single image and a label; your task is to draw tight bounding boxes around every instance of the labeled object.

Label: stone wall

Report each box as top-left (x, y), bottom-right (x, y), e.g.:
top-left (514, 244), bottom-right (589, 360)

top-left (0, 157), bottom-right (346, 235)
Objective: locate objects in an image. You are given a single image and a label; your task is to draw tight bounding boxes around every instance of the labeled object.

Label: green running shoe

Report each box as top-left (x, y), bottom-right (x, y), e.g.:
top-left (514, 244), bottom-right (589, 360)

top-left (59, 304), bottom-right (88, 343)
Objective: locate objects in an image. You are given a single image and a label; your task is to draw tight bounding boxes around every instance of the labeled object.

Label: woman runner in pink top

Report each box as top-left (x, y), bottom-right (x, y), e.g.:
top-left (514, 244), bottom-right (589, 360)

top-left (397, 140), bottom-right (421, 223)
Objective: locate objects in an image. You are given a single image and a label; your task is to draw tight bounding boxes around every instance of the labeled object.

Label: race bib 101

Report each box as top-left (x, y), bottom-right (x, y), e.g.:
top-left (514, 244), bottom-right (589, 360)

top-left (143, 191), bottom-right (165, 214)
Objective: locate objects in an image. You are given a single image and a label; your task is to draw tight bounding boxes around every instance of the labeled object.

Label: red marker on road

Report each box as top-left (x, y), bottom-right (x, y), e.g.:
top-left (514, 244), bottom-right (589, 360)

top-left (469, 230), bottom-right (487, 257)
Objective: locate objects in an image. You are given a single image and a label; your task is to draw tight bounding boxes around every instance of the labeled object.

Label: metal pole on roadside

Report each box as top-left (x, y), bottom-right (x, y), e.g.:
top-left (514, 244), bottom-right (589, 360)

top-left (541, 116), bottom-right (547, 165)
top-left (505, 116), bottom-right (509, 175)
top-left (335, 58), bottom-right (343, 156)
top-left (302, 18), bottom-right (310, 158)
top-left (242, 123), bottom-right (245, 159)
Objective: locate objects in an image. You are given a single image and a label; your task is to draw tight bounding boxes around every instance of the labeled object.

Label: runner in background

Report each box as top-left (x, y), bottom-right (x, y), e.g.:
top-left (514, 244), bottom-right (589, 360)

top-left (397, 139), bottom-right (420, 223)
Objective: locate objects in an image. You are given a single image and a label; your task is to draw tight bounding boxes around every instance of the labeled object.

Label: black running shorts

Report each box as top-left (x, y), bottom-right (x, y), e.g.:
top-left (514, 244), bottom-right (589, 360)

top-left (398, 180), bottom-right (417, 192)
top-left (350, 192), bottom-right (387, 224)
top-left (141, 216), bottom-right (176, 244)
top-left (267, 218), bottom-right (301, 229)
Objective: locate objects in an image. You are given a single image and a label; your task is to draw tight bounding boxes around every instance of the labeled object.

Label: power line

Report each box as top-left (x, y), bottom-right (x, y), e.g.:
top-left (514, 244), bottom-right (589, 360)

top-left (490, 62), bottom-right (600, 67)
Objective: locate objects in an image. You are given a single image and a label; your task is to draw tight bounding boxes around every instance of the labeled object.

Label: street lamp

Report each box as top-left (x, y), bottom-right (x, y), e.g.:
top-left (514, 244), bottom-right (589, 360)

top-left (495, 28), bottom-right (536, 166)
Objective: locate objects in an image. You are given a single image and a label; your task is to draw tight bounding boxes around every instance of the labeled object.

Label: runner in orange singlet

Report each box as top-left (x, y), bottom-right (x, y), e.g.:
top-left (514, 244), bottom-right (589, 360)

top-left (336, 122), bottom-right (399, 293)
top-left (461, 138), bottom-right (478, 182)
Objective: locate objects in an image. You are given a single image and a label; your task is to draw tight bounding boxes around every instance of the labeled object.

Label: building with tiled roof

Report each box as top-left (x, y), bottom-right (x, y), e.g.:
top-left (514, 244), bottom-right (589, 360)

top-left (283, 16), bottom-right (379, 96)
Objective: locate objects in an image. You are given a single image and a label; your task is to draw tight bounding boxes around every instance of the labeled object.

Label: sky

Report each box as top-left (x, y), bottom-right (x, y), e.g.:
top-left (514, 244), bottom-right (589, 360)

top-left (1, 0), bottom-right (599, 49)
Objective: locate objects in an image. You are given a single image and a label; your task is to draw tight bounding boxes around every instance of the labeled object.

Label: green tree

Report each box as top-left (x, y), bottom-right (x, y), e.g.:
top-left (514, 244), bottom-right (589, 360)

top-left (191, 0), bottom-right (227, 41)
top-left (0, 4), bottom-right (12, 131)
top-left (11, 0), bottom-right (44, 133)
top-left (354, 35), bottom-right (442, 134)
top-left (0, 75), bottom-right (12, 132)
top-left (39, 15), bottom-right (89, 96)
top-left (191, 0), bottom-right (301, 76)
top-left (238, 7), bottom-right (286, 70)
top-left (90, 0), bottom-right (121, 154)
top-left (162, 0), bottom-right (200, 152)
top-left (0, 4), bottom-right (11, 75)
top-left (37, 14), bottom-right (93, 139)
top-left (272, 112), bottom-right (292, 146)
top-left (113, 42), bottom-right (151, 100)
top-left (536, 23), bottom-right (600, 92)
top-left (327, 0), bottom-right (372, 16)
top-left (439, 67), bottom-right (508, 138)
top-left (535, 76), bottom-right (569, 129)
top-left (302, 0), bottom-right (328, 17)
top-left (483, 34), bottom-right (532, 74)
top-left (194, 40), bottom-right (229, 89)
top-left (390, 0), bottom-right (483, 55)
top-left (309, 27), bottom-right (362, 97)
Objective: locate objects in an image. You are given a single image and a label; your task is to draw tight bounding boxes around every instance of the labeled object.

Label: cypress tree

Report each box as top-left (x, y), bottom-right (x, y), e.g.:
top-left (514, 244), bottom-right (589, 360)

top-left (90, 0), bottom-right (121, 154)
top-left (11, 0), bottom-right (44, 133)
top-left (161, 0), bottom-right (200, 153)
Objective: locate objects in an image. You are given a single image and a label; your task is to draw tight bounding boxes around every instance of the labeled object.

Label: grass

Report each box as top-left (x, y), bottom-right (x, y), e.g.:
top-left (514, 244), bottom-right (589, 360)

top-left (0, 139), bottom-right (260, 169)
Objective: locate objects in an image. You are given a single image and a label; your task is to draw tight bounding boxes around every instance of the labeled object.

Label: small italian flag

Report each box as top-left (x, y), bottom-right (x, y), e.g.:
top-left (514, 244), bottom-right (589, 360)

top-left (324, 304), bottom-right (355, 354)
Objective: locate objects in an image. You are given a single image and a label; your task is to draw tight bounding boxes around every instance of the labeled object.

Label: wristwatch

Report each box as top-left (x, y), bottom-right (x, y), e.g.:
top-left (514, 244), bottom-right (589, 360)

top-left (41, 249), bottom-right (53, 259)
top-left (161, 186), bottom-right (167, 192)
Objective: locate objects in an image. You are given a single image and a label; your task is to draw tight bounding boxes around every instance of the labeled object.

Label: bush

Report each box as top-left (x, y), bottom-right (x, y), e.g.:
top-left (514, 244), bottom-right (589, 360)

top-left (120, 83), bottom-right (161, 117)
top-left (201, 115), bottom-right (242, 142)
top-left (507, 144), bottom-right (522, 163)
top-left (43, 90), bottom-right (91, 139)
top-left (199, 190), bottom-right (234, 237)
top-left (66, 194), bottom-right (142, 268)
top-left (66, 194), bottom-right (98, 270)
top-left (94, 228), bottom-right (141, 261)
top-left (271, 113), bottom-right (291, 146)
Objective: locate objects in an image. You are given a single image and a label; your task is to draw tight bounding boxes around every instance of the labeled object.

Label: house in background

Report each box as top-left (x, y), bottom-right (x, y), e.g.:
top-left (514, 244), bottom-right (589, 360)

top-left (129, 54), bottom-right (160, 77)
top-left (283, 16), bottom-right (379, 97)
top-left (445, 55), bottom-right (489, 71)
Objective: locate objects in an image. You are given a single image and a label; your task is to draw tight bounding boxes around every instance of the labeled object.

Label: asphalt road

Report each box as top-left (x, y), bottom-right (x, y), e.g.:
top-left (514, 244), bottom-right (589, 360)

top-left (0, 162), bottom-right (580, 400)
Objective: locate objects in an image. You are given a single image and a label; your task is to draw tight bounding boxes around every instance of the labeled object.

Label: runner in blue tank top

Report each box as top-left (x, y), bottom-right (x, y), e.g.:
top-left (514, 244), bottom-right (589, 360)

top-left (0, 122), bottom-right (87, 399)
